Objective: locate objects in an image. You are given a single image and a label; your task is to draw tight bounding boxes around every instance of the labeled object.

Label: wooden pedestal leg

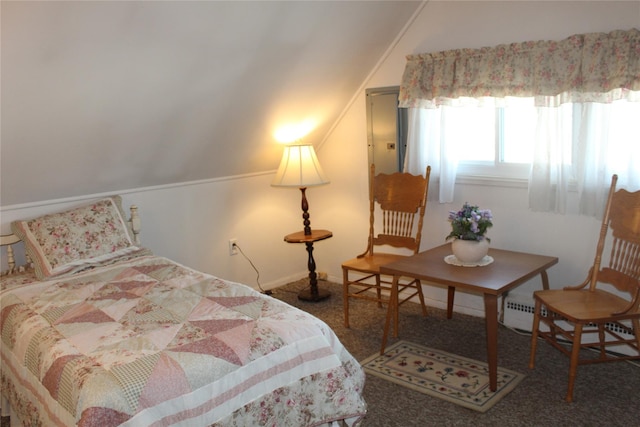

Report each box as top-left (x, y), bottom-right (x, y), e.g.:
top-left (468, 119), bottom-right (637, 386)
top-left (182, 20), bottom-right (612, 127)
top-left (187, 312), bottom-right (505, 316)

top-left (298, 242), bottom-right (331, 302)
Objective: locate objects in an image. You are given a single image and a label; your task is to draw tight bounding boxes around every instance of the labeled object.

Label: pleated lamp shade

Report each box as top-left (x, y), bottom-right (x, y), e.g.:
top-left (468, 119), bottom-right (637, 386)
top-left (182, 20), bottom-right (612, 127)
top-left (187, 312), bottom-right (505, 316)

top-left (272, 143), bottom-right (329, 188)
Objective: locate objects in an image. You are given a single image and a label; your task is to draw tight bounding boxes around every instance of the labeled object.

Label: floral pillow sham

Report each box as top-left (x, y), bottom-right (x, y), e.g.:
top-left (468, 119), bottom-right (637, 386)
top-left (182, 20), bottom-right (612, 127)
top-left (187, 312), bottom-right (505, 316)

top-left (11, 196), bottom-right (140, 280)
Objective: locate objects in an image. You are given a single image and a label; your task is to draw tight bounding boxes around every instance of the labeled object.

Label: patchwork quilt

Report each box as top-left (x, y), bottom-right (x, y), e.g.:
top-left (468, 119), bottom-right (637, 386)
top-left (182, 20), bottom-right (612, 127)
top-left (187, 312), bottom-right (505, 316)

top-left (1, 255), bottom-right (366, 426)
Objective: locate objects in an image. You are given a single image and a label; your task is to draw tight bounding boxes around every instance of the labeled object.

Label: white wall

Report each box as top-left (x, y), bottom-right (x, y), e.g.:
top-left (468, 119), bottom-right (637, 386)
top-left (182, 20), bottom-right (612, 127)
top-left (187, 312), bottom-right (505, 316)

top-left (312, 1), bottom-right (640, 315)
top-left (3, 1), bottom-right (638, 317)
top-left (1, 173), bottom-right (312, 290)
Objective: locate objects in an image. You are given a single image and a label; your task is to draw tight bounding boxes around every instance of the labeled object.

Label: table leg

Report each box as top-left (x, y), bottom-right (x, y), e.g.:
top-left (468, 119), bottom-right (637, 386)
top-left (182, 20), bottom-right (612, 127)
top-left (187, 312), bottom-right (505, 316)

top-left (483, 293), bottom-right (499, 392)
top-left (540, 270), bottom-right (550, 290)
top-left (298, 242), bottom-right (331, 302)
top-left (447, 286), bottom-right (455, 319)
top-left (380, 275), bottom-right (399, 354)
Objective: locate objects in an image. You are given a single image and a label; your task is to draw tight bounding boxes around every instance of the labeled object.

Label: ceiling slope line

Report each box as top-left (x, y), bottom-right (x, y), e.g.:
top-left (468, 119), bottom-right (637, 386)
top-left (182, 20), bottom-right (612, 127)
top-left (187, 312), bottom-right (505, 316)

top-left (316, 0), bottom-right (430, 152)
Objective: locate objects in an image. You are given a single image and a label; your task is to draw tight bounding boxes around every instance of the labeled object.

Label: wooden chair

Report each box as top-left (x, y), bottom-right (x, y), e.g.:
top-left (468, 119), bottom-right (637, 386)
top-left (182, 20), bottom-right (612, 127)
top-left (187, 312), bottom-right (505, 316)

top-left (529, 174), bottom-right (640, 402)
top-left (342, 164), bottom-right (431, 337)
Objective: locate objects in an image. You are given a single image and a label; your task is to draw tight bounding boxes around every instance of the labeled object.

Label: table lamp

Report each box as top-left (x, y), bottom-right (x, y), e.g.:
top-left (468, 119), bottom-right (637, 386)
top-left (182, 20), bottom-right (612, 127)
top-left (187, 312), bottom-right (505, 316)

top-left (271, 142), bottom-right (329, 234)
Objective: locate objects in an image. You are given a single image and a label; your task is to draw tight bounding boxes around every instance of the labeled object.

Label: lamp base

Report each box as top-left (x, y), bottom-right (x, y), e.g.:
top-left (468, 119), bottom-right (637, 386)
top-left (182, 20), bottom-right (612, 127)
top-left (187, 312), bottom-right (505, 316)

top-left (298, 286), bottom-right (331, 302)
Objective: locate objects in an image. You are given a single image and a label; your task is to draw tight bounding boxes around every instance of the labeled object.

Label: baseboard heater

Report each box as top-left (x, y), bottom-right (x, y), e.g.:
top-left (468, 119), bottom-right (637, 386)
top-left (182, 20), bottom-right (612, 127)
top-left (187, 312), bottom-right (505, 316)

top-left (503, 294), bottom-right (637, 357)
top-left (502, 294), bottom-right (540, 332)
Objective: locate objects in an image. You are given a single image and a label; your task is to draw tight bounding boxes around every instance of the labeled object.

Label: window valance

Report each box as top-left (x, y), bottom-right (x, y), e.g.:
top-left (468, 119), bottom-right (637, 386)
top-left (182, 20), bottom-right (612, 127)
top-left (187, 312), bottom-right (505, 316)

top-left (399, 28), bottom-right (640, 108)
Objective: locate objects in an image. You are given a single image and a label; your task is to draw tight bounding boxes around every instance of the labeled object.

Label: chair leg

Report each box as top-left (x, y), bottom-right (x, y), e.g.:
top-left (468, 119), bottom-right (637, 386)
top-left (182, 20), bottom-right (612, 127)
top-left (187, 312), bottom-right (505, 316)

top-left (549, 314), bottom-right (558, 346)
top-left (375, 274), bottom-right (382, 308)
top-left (566, 323), bottom-right (584, 403)
top-left (529, 299), bottom-right (542, 369)
top-left (633, 319), bottom-right (640, 353)
top-left (392, 278), bottom-right (400, 338)
top-left (342, 267), bottom-right (350, 328)
top-left (598, 323), bottom-right (607, 359)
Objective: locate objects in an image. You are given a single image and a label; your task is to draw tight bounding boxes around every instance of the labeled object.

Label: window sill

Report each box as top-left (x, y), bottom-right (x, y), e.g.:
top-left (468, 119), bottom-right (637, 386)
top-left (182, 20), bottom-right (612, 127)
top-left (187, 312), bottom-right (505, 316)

top-left (454, 174), bottom-right (580, 193)
top-left (455, 175), bottom-right (529, 189)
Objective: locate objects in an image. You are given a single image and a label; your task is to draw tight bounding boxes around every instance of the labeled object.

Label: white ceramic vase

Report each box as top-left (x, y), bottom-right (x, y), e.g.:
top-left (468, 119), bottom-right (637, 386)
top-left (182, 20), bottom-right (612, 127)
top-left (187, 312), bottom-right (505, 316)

top-left (451, 239), bottom-right (490, 263)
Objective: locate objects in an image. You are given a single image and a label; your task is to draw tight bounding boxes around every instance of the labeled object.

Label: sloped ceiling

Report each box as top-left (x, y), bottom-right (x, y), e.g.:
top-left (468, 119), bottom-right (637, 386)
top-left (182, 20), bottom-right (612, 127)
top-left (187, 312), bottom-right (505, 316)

top-left (1, 1), bottom-right (421, 206)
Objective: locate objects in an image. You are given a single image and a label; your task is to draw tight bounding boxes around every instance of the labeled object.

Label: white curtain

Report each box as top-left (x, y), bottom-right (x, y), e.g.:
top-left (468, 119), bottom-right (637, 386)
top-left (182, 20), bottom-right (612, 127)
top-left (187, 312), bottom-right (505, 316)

top-left (527, 103), bottom-right (574, 214)
top-left (529, 96), bottom-right (640, 217)
top-left (404, 108), bottom-right (458, 203)
top-left (405, 96), bottom-right (640, 215)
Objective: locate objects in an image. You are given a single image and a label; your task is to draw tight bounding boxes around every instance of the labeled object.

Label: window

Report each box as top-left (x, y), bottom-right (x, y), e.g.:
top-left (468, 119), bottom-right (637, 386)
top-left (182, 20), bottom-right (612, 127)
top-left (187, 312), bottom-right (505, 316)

top-left (453, 97), bottom-right (537, 179)
top-left (452, 97), bottom-right (640, 184)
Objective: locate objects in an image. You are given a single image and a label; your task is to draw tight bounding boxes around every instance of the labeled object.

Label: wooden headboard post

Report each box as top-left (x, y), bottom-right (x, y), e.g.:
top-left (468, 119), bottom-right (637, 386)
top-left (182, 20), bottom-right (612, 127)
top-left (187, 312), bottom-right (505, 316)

top-left (1, 234), bottom-right (22, 275)
top-left (130, 205), bottom-right (141, 245)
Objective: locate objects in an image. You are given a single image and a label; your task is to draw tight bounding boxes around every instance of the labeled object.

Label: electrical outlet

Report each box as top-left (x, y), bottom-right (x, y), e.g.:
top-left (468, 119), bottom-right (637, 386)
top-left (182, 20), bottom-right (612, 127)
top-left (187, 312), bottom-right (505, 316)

top-left (228, 239), bottom-right (238, 256)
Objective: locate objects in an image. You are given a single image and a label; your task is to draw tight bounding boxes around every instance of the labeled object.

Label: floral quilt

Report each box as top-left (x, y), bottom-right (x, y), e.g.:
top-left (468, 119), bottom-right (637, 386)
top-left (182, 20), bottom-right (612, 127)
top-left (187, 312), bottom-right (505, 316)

top-left (0, 255), bottom-right (366, 426)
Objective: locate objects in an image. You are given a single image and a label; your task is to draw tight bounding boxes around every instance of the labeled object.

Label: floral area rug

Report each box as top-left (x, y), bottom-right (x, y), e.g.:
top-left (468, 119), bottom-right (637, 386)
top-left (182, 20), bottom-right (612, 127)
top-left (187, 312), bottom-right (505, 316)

top-left (361, 340), bottom-right (525, 413)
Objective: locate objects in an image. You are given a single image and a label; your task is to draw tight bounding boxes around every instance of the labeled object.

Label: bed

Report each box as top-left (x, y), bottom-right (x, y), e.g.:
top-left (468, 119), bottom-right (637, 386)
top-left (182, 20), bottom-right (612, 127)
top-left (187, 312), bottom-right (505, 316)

top-left (0, 196), bottom-right (367, 426)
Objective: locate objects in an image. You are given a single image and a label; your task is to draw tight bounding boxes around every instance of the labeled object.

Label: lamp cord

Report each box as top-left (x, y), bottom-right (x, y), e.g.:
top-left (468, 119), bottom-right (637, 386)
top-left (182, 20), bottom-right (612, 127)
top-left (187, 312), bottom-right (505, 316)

top-left (233, 242), bottom-right (271, 295)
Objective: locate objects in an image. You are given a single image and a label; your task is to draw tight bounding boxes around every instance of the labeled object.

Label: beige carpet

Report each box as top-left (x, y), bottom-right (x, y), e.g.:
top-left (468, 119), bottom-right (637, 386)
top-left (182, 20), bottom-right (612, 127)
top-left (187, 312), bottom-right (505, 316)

top-left (361, 340), bottom-right (525, 413)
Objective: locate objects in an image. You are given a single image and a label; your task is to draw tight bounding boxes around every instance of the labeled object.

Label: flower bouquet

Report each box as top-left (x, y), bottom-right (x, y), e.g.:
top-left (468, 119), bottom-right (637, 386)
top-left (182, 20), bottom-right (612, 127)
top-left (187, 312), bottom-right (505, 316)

top-left (446, 202), bottom-right (493, 242)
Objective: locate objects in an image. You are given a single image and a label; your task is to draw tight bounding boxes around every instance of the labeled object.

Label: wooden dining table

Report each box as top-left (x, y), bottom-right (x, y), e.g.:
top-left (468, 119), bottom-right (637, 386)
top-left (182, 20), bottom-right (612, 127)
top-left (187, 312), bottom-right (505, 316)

top-left (379, 243), bottom-right (558, 391)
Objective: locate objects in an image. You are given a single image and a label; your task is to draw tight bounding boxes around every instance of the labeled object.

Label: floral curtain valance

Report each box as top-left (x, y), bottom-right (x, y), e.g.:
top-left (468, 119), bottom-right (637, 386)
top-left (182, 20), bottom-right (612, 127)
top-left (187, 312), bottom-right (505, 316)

top-left (399, 28), bottom-right (640, 108)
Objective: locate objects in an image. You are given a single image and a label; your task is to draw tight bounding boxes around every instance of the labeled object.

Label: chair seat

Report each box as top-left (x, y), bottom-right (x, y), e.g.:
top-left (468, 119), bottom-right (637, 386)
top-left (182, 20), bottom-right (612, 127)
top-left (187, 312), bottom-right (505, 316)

top-left (341, 253), bottom-right (407, 274)
top-left (534, 289), bottom-right (632, 322)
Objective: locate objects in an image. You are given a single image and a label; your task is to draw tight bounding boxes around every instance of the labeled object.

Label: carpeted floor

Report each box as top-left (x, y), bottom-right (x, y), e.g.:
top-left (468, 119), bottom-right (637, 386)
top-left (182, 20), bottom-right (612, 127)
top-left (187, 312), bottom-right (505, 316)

top-left (273, 279), bottom-right (640, 427)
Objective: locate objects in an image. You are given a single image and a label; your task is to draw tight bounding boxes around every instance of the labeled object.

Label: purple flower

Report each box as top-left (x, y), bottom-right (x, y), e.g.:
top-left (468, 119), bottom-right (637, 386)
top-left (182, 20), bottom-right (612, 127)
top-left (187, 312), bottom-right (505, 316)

top-left (446, 202), bottom-right (493, 242)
